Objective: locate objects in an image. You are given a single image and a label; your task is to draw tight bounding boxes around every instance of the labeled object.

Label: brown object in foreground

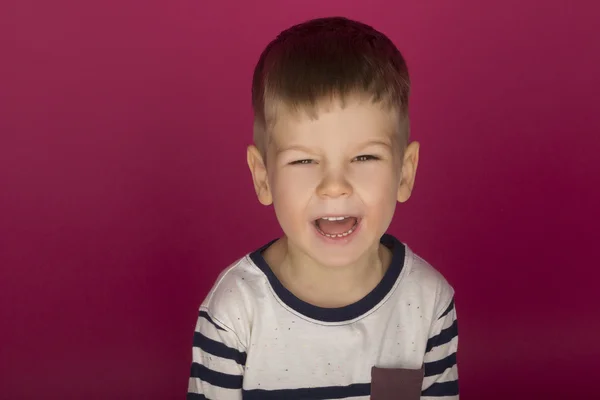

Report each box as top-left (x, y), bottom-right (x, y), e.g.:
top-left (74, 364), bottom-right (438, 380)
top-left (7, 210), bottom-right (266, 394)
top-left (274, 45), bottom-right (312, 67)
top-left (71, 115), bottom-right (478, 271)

top-left (370, 366), bottom-right (424, 400)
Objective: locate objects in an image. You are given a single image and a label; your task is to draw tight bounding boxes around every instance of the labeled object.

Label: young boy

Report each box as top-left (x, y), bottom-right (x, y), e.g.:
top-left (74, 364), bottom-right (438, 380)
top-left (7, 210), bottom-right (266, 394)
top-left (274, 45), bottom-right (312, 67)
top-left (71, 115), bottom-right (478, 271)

top-left (187, 16), bottom-right (458, 400)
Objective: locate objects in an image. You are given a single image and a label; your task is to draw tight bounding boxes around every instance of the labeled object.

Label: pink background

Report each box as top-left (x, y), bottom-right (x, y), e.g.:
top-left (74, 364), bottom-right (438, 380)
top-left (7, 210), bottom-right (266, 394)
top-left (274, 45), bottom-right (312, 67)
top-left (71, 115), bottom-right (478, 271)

top-left (2, 0), bottom-right (599, 399)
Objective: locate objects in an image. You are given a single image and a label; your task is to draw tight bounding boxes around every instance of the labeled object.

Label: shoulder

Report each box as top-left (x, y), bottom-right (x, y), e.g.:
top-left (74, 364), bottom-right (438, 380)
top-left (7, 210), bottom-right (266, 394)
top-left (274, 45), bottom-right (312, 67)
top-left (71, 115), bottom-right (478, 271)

top-left (199, 255), bottom-right (268, 341)
top-left (401, 245), bottom-right (455, 319)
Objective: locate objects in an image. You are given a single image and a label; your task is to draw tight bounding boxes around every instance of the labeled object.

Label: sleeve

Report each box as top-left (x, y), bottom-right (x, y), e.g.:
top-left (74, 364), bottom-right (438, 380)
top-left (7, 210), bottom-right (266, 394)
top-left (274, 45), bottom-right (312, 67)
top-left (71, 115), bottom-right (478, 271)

top-left (421, 297), bottom-right (459, 399)
top-left (187, 308), bottom-right (247, 400)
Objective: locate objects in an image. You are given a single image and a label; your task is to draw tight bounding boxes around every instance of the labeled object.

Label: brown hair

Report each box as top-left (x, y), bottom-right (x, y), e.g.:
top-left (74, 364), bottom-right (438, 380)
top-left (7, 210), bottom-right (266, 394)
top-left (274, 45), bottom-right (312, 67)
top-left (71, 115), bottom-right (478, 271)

top-left (251, 16), bottom-right (411, 156)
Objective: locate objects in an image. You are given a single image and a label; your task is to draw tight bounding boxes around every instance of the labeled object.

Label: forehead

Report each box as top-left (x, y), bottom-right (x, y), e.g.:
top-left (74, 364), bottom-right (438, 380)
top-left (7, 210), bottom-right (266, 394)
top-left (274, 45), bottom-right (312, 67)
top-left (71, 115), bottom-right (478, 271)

top-left (267, 96), bottom-right (402, 147)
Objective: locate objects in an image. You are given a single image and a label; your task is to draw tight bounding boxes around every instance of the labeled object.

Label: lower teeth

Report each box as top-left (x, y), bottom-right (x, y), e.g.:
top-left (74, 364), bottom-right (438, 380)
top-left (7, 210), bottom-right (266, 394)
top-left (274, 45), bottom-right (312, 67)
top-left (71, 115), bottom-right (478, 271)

top-left (317, 222), bottom-right (358, 238)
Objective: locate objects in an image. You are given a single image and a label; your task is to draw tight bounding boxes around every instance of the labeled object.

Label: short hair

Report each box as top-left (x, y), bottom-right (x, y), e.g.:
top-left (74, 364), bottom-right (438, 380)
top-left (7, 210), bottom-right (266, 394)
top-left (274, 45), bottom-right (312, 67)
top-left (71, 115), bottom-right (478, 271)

top-left (251, 16), bottom-right (411, 156)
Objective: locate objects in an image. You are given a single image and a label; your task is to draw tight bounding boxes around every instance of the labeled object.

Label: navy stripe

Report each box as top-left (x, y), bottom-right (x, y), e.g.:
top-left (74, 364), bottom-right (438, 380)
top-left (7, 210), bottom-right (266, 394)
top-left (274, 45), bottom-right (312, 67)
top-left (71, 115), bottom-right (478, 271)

top-left (438, 299), bottom-right (454, 319)
top-left (199, 310), bottom-right (225, 331)
top-left (186, 393), bottom-right (209, 400)
top-left (424, 353), bottom-right (457, 377)
top-left (426, 319), bottom-right (458, 352)
top-left (249, 234), bottom-right (404, 322)
top-left (243, 383), bottom-right (371, 400)
top-left (422, 379), bottom-right (459, 396)
top-left (194, 331), bottom-right (247, 365)
top-left (190, 362), bottom-right (243, 389)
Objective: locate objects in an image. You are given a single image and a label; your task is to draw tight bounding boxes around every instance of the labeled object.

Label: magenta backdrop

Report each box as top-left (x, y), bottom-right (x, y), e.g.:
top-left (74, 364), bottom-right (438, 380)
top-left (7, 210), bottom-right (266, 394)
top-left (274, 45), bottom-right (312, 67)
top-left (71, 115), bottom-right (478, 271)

top-left (1, 0), bottom-right (599, 399)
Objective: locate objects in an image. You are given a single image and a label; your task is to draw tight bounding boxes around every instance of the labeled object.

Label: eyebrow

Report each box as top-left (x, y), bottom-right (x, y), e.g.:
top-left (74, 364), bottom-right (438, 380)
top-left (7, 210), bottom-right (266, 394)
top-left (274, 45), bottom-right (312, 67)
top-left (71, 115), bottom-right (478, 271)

top-left (357, 140), bottom-right (392, 149)
top-left (275, 140), bottom-right (392, 155)
top-left (275, 144), bottom-right (316, 155)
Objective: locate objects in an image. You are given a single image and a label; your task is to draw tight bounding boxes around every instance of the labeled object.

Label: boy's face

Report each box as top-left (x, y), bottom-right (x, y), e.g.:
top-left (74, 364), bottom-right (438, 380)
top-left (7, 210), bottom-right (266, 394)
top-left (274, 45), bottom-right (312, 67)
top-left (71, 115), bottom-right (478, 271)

top-left (248, 96), bottom-right (419, 268)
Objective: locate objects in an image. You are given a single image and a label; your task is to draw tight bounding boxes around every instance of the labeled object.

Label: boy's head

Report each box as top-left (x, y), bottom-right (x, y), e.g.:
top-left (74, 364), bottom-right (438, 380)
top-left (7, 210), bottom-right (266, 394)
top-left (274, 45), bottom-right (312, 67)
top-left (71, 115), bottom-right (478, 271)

top-left (251, 16), bottom-right (411, 158)
top-left (247, 17), bottom-right (419, 267)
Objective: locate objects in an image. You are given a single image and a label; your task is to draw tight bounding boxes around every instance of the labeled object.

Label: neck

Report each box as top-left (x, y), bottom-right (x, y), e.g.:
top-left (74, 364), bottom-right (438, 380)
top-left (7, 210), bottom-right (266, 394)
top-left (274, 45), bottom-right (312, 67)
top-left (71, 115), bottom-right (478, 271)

top-left (266, 236), bottom-right (391, 308)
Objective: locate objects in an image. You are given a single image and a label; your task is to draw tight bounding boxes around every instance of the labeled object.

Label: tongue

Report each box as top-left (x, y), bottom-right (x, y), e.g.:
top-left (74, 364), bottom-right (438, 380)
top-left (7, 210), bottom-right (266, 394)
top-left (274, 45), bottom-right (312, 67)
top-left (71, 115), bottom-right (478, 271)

top-left (316, 217), bottom-right (357, 235)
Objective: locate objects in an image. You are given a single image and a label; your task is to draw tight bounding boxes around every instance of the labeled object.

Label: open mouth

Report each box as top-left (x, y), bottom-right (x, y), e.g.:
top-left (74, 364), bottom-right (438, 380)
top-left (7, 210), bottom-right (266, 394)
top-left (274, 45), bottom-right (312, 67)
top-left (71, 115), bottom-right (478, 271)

top-left (313, 216), bottom-right (360, 238)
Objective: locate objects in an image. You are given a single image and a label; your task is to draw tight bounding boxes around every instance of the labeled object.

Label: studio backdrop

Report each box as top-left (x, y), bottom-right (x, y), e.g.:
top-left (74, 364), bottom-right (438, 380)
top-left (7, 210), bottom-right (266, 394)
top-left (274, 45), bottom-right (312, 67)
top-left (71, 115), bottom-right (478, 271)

top-left (1, 0), bottom-right (598, 399)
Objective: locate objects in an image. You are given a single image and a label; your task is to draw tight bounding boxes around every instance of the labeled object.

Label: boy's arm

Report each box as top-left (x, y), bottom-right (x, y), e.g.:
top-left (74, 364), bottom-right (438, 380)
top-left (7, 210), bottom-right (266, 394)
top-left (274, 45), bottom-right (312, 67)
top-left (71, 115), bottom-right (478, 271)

top-left (187, 308), bottom-right (246, 400)
top-left (421, 297), bottom-right (459, 399)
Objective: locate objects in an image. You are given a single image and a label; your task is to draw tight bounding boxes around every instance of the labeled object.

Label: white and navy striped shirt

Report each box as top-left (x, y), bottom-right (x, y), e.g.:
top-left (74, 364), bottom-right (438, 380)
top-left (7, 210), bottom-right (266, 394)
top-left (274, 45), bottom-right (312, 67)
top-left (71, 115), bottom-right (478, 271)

top-left (188, 234), bottom-right (458, 399)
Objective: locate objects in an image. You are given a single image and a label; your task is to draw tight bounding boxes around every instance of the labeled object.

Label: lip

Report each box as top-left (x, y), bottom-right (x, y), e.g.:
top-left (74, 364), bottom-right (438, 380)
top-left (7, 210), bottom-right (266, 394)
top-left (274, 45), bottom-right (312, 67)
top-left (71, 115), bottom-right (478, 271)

top-left (312, 214), bottom-right (361, 220)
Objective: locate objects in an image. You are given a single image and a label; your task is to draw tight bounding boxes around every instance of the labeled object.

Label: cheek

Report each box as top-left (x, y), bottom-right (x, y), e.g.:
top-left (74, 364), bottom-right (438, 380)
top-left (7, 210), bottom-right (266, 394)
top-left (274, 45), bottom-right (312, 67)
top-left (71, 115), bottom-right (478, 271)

top-left (352, 166), bottom-right (399, 201)
top-left (269, 170), bottom-right (315, 219)
top-left (271, 168), bottom-right (318, 200)
top-left (270, 175), bottom-right (312, 235)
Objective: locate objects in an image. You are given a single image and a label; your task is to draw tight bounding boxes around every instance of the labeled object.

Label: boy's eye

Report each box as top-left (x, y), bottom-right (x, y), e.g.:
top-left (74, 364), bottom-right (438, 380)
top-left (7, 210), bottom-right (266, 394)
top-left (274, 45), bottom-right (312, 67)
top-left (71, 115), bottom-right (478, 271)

top-left (289, 159), bottom-right (314, 165)
top-left (354, 155), bottom-right (380, 162)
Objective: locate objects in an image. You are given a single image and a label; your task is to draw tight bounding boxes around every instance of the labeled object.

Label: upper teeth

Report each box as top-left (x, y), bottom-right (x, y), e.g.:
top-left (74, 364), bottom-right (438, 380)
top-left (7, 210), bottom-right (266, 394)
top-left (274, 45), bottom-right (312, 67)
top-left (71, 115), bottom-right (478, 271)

top-left (321, 216), bottom-right (350, 221)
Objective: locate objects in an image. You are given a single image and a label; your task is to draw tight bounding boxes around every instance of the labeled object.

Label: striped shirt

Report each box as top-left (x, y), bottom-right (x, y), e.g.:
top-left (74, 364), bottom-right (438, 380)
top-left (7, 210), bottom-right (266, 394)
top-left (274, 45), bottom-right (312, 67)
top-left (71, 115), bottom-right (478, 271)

top-left (187, 234), bottom-right (459, 399)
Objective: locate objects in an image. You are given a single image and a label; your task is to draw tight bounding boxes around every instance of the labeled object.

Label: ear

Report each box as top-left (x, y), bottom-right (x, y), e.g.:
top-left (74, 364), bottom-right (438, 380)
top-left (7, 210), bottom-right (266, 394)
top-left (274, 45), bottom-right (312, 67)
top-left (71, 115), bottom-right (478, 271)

top-left (397, 141), bottom-right (420, 203)
top-left (247, 145), bottom-right (273, 206)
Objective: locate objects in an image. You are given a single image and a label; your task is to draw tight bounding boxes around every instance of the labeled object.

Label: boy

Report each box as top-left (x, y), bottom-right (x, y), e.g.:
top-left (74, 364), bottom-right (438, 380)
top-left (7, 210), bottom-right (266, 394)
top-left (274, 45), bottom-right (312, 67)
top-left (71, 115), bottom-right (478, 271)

top-left (187, 16), bottom-right (458, 400)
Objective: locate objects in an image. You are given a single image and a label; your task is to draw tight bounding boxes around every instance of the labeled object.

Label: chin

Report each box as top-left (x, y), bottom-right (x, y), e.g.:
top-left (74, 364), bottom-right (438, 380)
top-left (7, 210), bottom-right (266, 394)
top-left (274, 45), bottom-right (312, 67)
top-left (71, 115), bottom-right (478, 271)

top-left (309, 223), bottom-right (380, 268)
top-left (281, 218), bottom-right (384, 268)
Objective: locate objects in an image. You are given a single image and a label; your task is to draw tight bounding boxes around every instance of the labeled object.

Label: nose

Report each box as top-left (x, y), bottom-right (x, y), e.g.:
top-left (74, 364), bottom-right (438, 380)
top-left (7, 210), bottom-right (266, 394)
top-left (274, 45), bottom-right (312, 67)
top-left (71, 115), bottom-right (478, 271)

top-left (316, 169), bottom-right (353, 198)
